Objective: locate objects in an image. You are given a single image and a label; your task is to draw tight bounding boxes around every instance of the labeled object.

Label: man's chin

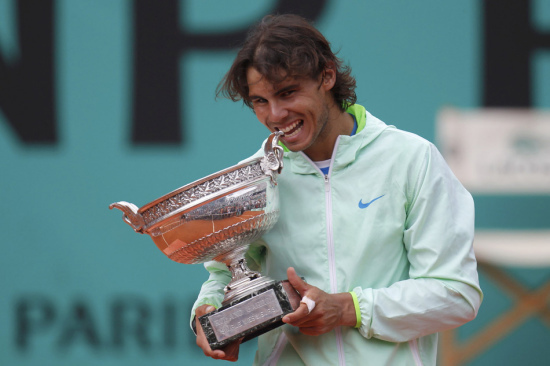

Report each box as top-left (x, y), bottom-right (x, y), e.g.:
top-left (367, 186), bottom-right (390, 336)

top-left (279, 136), bottom-right (312, 154)
top-left (281, 141), bottom-right (304, 153)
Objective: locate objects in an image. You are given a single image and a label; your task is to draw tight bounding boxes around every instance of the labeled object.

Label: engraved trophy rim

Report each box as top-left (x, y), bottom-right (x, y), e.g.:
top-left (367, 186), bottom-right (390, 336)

top-left (139, 157), bottom-right (266, 232)
top-left (110, 131), bottom-right (284, 244)
top-left (140, 158), bottom-right (261, 213)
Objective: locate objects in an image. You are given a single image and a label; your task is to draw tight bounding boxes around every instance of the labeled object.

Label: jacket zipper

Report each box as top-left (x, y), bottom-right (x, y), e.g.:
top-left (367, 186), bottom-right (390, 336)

top-left (408, 338), bottom-right (424, 366)
top-left (265, 171), bottom-right (347, 365)
top-left (324, 173), bottom-right (346, 366)
top-left (263, 332), bottom-right (288, 366)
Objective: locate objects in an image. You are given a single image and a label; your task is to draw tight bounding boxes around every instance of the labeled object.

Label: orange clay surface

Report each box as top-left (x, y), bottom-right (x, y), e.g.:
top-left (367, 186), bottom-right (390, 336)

top-left (150, 211), bottom-right (264, 259)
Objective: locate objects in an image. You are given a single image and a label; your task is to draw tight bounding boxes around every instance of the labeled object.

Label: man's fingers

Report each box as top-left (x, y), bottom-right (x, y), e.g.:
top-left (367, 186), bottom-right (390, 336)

top-left (195, 305), bottom-right (236, 360)
top-left (287, 267), bottom-right (309, 295)
top-left (208, 349), bottom-right (227, 359)
top-left (196, 305), bottom-right (216, 317)
top-left (282, 301), bottom-right (310, 324)
top-left (222, 338), bottom-right (242, 362)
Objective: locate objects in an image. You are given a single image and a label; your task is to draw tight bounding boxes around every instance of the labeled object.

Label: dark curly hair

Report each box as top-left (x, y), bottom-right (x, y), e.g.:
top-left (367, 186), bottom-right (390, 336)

top-left (217, 14), bottom-right (357, 111)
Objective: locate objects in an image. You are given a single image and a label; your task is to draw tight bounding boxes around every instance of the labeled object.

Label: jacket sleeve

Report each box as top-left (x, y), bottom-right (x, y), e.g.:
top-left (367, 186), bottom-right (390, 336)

top-left (189, 261), bottom-right (231, 331)
top-left (353, 143), bottom-right (483, 342)
top-left (189, 241), bottom-right (267, 330)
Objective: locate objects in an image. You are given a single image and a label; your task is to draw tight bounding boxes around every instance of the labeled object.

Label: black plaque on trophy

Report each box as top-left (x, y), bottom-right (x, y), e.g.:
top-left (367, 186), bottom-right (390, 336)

top-left (199, 280), bottom-right (301, 350)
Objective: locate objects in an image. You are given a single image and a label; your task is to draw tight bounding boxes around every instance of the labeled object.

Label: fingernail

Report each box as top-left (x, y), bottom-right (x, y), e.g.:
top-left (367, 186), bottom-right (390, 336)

top-left (282, 316), bottom-right (289, 323)
top-left (206, 306), bottom-right (215, 312)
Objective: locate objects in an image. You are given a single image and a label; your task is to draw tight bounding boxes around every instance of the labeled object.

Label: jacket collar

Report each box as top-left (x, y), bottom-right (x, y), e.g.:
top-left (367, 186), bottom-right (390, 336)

top-left (284, 104), bottom-right (392, 175)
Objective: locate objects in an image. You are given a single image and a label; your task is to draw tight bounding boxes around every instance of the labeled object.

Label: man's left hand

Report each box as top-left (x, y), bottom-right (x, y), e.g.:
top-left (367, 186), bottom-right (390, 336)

top-left (282, 267), bottom-right (357, 335)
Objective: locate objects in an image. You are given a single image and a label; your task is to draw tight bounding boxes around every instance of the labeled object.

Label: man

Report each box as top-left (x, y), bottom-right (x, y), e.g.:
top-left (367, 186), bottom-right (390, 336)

top-left (192, 14), bottom-right (482, 365)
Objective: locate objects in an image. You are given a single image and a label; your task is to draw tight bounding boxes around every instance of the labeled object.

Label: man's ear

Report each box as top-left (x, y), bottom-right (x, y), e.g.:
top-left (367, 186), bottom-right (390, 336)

top-left (321, 64), bottom-right (336, 91)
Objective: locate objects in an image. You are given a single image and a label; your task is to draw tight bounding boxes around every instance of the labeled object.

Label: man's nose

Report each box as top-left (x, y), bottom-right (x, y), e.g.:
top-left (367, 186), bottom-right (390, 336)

top-left (269, 101), bottom-right (288, 122)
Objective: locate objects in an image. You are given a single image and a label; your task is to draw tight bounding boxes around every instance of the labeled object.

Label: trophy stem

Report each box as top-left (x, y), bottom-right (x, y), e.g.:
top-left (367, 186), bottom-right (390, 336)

top-left (223, 258), bottom-right (275, 305)
top-left (227, 258), bottom-right (260, 285)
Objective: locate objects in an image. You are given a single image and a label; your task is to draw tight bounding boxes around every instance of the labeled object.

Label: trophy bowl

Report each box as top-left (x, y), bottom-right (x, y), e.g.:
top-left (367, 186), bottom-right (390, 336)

top-left (110, 131), bottom-right (300, 349)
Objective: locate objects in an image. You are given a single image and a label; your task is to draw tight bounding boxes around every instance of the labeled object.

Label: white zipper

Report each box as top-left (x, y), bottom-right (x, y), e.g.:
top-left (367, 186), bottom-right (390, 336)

top-left (324, 174), bottom-right (338, 295)
top-left (324, 173), bottom-right (346, 366)
top-left (408, 338), bottom-right (424, 366)
top-left (322, 137), bottom-right (346, 366)
top-left (263, 332), bottom-right (288, 366)
top-left (299, 139), bottom-right (345, 365)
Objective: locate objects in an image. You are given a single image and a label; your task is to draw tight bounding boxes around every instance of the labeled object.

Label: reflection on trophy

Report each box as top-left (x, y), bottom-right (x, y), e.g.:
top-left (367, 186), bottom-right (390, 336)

top-left (109, 131), bottom-right (300, 350)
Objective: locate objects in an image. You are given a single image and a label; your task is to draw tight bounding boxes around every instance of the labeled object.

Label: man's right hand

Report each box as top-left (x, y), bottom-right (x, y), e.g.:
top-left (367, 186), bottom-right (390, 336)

top-left (195, 304), bottom-right (242, 362)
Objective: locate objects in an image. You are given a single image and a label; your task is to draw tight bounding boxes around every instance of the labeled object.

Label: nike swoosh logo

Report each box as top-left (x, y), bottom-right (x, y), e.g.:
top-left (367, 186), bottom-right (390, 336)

top-left (358, 195), bottom-right (385, 209)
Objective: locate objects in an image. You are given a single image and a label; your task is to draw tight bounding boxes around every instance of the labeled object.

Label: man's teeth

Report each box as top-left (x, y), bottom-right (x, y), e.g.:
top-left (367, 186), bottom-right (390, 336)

top-left (280, 121), bottom-right (303, 137)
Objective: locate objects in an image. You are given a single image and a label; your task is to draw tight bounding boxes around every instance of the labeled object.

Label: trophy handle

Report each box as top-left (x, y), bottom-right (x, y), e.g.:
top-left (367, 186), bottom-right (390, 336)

top-left (109, 201), bottom-right (146, 233)
top-left (261, 131), bottom-right (285, 183)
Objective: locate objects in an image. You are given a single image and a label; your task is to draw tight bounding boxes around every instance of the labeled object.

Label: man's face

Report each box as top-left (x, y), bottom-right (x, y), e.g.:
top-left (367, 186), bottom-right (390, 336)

top-left (246, 67), bottom-right (337, 159)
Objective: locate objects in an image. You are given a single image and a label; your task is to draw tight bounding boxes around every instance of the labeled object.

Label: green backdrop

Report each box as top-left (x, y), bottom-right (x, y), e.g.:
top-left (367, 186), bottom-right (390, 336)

top-left (1, 1), bottom-right (549, 365)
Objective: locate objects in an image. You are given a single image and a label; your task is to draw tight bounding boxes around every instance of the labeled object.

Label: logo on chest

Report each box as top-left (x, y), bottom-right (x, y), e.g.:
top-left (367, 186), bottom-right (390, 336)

top-left (358, 195), bottom-right (385, 209)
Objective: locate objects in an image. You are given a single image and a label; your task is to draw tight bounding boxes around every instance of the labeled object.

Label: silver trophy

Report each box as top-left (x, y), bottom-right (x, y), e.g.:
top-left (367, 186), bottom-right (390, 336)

top-left (109, 132), bottom-right (300, 349)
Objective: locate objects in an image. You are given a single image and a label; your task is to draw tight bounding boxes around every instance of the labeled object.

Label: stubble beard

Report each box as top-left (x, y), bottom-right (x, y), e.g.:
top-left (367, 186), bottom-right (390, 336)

top-left (301, 103), bottom-right (331, 156)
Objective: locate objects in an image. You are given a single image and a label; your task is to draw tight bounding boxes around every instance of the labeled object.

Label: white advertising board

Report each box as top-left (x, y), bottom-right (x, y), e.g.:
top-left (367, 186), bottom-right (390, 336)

top-left (437, 108), bottom-right (550, 194)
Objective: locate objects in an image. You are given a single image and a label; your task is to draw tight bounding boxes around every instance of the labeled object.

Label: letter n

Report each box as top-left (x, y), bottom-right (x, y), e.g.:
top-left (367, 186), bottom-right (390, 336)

top-left (0, 0), bottom-right (56, 143)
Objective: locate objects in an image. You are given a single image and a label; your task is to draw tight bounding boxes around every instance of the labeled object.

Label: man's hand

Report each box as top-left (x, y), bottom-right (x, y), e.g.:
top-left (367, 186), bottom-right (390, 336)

top-left (282, 267), bottom-right (357, 335)
top-left (195, 304), bottom-right (242, 362)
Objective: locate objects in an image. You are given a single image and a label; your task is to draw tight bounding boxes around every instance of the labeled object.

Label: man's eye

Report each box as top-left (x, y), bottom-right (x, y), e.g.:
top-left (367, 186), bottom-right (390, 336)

top-left (252, 98), bottom-right (267, 105)
top-left (281, 90), bottom-right (295, 97)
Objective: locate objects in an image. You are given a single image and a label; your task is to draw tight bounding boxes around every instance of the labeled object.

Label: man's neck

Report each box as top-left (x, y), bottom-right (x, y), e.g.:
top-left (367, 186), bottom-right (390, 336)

top-left (304, 109), bottom-right (355, 161)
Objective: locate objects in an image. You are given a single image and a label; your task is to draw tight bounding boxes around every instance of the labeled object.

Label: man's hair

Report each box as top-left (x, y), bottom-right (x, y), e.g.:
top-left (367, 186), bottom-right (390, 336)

top-left (217, 14), bottom-right (357, 111)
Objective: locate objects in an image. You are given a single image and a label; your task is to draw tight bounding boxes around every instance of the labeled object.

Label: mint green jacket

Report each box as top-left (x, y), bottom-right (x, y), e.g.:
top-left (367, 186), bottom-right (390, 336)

top-left (192, 105), bottom-right (482, 365)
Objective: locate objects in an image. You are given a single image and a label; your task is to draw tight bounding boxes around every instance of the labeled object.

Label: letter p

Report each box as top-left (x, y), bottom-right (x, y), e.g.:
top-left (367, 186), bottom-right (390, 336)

top-left (15, 296), bottom-right (56, 351)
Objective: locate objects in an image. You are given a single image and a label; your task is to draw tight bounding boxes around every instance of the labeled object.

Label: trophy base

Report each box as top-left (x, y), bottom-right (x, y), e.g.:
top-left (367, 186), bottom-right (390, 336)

top-left (199, 279), bottom-right (301, 350)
